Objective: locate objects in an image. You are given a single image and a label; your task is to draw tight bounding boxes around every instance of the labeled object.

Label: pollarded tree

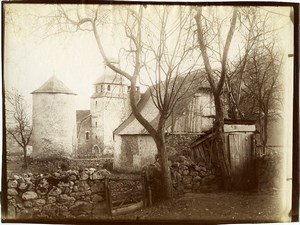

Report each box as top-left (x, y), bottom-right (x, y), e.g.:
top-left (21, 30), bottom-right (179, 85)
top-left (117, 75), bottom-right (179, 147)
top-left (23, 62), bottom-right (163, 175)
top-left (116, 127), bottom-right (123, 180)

top-left (43, 4), bottom-right (202, 199)
top-left (194, 6), bottom-right (238, 189)
top-left (5, 90), bottom-right (32, 168)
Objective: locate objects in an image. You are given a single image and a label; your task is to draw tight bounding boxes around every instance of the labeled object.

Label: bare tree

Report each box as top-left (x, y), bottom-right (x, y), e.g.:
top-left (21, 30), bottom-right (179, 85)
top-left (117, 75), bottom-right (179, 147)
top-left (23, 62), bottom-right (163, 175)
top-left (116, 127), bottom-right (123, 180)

top-left (5, 90), bottom-right (32, 168)
top-left (194, 6), bottom-right (238, 189)
top-left (241, 42), bottom-right (282, 154)
top-left (225, 7), bottom-right (279, 120)
top-left (42, 5), bottom-right (202, 199)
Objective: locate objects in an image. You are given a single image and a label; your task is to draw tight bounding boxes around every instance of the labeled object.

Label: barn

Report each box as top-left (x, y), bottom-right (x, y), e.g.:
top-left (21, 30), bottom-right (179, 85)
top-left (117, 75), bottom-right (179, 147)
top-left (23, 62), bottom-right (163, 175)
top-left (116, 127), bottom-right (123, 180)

top-left (113, 71), bottom-right (216, 172)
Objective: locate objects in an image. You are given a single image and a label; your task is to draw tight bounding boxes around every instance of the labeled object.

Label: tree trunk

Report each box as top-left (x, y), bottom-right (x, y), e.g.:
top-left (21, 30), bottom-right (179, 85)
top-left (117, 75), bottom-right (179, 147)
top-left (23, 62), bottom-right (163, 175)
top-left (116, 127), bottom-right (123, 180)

top-left (156, 115), bottom-right (173, 200)
top-left (214, 94), bottom-right (231, 190)
top-left (262, 113), bottom-right (269, 154)
top-left (23, 146), bottom-right (27, 169)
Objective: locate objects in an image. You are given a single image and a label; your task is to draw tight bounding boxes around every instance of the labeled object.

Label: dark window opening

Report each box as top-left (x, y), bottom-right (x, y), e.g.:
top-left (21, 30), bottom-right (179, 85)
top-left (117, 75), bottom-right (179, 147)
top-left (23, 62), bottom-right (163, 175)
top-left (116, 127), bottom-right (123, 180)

top-left (85, 132), bottom-right (90, 140)
top-left (95, 101), bottom-right (97, 106)
top-left (95, 122), bottom-right (97, 127)
top-left (107, 85), bottom-right (111, 91)
top-left (95, 135), bottom-right (98, 139)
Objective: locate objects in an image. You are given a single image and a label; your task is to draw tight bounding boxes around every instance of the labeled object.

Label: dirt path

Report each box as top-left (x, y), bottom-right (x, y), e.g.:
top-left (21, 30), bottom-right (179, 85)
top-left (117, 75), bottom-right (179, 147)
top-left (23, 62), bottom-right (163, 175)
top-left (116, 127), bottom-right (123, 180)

top-left (115, 191), bottom-right (290, 223)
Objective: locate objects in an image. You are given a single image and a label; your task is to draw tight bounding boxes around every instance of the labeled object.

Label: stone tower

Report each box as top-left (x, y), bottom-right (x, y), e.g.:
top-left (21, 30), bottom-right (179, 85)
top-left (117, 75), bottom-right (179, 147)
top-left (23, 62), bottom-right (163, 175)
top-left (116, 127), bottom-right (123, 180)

top-left (31, 76), bottom-right (77, 159)
top-left (90, 64), bottom-right (133, 154)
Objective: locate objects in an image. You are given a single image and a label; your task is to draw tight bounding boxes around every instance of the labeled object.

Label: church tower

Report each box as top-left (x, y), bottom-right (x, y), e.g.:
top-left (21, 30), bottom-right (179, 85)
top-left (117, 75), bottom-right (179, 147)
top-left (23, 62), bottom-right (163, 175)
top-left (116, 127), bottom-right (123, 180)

top-left (90, 63), bottom-right (132, 154)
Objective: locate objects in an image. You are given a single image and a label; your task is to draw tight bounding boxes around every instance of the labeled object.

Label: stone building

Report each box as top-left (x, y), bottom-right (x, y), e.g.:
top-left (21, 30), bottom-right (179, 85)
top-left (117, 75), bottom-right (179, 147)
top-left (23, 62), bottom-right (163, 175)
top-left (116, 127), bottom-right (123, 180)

top-left (76, 64), bottom-right (139, 157)
top-left (31, 76), bottom-right (77, 159)
top-left (113, 71), bottom-right (216, 172)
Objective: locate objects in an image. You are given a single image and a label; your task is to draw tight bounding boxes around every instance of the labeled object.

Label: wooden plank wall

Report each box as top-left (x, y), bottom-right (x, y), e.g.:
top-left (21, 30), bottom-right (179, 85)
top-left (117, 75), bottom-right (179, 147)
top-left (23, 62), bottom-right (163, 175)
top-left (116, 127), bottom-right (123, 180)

top-left (172, 92), bottom-right (214, 133)
top-left (228, 133), bottom-right (255, 190)
top-left (191, 132), bottom-right (257, 190)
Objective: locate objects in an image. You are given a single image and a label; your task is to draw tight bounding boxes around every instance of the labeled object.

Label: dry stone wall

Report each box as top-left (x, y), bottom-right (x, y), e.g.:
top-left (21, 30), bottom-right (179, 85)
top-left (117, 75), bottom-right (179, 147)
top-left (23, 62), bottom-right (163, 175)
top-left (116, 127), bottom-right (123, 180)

top-left (6, 168), bottom-right (111, 220)
top-left (69, 158), bottom-right (113, 170)
top-left (146, 156), bottom-right (222, 202)
top-left (170, 156), bottom-right (222, 193)
top-left (166, 134), bottom-right (198, 161)
top-left (256, 150), bottom-right (284, 191)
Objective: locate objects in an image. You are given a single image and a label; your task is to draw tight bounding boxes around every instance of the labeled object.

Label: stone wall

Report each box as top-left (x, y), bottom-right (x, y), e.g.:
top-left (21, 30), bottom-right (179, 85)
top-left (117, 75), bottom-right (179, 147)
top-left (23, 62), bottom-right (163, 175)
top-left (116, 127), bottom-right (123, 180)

top-left (256, 149), bottom-right (284, 191)
top-left (69, 158), bottom-right (113, 171)
top-left (166, 134), bottom-right (198, 160)
top-left (6, 168), bottom-right (111, 220)
top-left (146, 156), bottom-right (222, 202)
top-left (171, 156), bottom-right (222, 193)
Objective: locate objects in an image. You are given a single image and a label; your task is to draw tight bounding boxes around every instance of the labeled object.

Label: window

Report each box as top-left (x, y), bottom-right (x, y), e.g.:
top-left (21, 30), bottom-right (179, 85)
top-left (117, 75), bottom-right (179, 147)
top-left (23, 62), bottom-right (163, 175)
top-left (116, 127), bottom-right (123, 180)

top-left (95, 101), bottom-right (97, 106)
top-left (85, 132), bottom-right (90, 140)
top-left (107, 85), bottom-right (111, 91)
top-left (95, 121), bottom-right (97, 127)
top-left (101, 85), bottom-right (103, 92)
top-left (95, 135), bottom-right (98, 139)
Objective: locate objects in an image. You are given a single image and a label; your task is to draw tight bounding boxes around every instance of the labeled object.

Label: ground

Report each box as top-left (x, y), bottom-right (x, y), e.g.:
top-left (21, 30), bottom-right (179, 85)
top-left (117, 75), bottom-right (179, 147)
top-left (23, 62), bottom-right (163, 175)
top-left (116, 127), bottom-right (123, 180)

top-left (114, 191), bottom-right (289, 223)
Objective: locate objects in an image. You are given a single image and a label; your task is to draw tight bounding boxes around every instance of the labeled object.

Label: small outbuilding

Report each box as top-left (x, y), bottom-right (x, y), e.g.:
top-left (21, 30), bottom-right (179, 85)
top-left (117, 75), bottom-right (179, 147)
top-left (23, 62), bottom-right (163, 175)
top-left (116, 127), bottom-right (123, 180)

top-left (190, 119), bottom-right (257, 190)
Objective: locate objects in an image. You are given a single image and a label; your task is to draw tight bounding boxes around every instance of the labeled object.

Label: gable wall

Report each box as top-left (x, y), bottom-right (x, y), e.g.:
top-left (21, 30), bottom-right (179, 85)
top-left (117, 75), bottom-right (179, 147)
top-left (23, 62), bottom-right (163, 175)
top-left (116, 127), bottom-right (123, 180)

top-left (170, 90), bottom-right (214, 133)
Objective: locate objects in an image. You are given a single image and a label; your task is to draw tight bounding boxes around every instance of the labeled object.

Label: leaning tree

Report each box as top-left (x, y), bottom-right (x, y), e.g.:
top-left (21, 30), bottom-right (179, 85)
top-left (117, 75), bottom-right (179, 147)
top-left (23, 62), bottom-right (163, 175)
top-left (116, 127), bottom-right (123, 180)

top-left (41, 4), bottom-right (203, 199)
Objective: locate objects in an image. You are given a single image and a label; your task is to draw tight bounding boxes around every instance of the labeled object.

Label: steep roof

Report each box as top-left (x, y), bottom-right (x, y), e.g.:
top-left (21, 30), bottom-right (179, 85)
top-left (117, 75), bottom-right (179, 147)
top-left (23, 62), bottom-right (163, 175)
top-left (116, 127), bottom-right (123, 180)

top-left (31, 76), bottom-right (76, 95)
top-left (76, 110), bottom-right (91, 123)
top-left (114, 70), bottom-right (210, 135)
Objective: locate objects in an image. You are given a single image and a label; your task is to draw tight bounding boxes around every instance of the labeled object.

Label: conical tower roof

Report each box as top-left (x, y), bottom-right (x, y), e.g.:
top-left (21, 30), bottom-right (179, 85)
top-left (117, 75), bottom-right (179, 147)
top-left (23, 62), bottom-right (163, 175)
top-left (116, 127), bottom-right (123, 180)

top-left (31, 76), bottom-right (76, 95)
top-left (94, 65), bottom-right (129, 85)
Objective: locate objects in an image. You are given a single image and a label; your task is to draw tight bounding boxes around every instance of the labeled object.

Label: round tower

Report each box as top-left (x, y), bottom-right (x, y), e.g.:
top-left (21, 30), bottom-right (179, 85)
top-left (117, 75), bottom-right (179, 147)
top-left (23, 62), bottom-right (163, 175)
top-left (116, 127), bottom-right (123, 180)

top-left (90, 63), bottom-right (132, 155)
top-left (31, 76), bottom-right (77, 159)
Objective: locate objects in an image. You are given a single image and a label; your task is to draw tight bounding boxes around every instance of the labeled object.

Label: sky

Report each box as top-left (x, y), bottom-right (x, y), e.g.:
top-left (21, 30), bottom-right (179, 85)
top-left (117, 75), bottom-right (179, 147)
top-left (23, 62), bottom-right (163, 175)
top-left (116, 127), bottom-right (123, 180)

top-left (3, 4), bottom-right (293, 112)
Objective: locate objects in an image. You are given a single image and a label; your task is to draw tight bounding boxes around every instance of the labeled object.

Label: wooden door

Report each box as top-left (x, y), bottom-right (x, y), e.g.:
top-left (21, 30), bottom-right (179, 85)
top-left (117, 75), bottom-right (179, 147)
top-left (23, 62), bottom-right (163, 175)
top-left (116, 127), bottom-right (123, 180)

top-left (228, 133), bottom-right (256, 190)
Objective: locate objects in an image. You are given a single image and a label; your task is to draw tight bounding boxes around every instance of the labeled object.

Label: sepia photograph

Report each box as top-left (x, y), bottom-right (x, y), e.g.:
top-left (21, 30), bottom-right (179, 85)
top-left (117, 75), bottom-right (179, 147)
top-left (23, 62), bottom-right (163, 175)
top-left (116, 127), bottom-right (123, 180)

top-left (2, 1), bottom-right (298, 223)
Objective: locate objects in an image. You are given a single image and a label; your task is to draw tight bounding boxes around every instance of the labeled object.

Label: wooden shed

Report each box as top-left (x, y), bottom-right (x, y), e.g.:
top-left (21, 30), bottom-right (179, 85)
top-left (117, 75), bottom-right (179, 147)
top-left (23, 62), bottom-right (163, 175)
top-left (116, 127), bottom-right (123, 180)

top-left (190, 120), bottom-right (257, 190)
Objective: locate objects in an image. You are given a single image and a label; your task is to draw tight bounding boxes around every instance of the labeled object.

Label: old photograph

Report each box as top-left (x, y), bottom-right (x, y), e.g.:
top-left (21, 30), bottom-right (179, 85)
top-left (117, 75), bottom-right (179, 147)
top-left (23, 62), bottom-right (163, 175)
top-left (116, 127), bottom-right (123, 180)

top-left (2, 2), bottom-right (297, 223)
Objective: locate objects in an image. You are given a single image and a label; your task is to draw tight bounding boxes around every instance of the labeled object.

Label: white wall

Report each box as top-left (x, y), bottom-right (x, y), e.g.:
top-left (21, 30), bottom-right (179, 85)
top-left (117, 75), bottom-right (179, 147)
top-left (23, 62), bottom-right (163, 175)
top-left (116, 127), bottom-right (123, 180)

top-left (113, 135), bottom-right (157, 171)
top-left (31, 93), bottom-right (76, 159)
top-left (138, 136), bottom-right (157, 167)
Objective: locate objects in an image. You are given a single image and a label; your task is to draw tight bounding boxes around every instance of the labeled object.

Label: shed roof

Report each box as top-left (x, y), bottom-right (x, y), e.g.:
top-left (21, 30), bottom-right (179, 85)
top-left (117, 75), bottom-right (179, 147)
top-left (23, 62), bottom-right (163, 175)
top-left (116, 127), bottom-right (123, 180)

top-left (31, 76), bottom-right (76, 95)
top-left (114, 70), bottom-right (210, 135)
top-left (190, 120), bottom-right (256, 148)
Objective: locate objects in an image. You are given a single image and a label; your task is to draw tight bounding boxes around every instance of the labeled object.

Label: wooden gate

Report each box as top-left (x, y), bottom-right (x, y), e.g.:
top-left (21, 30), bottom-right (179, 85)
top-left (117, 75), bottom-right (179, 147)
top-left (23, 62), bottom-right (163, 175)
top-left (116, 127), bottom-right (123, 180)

top-left (228, 133), bottom-right (257, 190)
top-left (104, 175), bottom-right (152, 216)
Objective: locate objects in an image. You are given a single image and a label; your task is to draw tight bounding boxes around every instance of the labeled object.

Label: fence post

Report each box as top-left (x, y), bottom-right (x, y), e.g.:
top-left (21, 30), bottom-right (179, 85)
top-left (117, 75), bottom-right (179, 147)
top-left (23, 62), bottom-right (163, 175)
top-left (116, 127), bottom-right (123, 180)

top-left (145, 168), bottom-right (152, 206)
top-left (142, 174), bottom-right (147, 207)
top-left (104, 178), bottom-right (112, 216)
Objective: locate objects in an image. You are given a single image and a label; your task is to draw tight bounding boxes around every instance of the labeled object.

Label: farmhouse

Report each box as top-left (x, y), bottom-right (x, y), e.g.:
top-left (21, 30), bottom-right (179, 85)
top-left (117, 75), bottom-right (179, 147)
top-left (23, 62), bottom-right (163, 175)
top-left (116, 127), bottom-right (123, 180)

top-left (113, 72), bottom-right (217, 172)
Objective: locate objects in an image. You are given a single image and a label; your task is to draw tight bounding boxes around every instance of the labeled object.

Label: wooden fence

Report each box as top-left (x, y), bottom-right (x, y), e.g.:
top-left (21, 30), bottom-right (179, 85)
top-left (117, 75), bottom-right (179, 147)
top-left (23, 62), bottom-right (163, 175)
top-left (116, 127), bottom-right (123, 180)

top-left (103, 173), bottom-right (152, 216)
